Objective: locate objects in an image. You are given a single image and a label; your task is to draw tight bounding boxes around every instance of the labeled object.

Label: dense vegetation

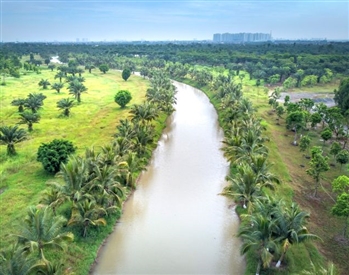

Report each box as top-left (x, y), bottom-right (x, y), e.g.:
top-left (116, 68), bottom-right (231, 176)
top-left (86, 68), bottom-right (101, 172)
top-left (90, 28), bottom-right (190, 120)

top-left (1, 41), bottom-right (349, 274)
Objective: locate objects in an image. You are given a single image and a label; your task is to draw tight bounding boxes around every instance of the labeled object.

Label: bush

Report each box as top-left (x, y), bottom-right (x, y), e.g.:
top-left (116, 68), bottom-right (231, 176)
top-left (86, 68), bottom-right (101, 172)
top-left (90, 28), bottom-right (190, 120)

top-left (114, 90), bottom-right (132, 108)
top-left (37, 139), bottom-right (76, 174)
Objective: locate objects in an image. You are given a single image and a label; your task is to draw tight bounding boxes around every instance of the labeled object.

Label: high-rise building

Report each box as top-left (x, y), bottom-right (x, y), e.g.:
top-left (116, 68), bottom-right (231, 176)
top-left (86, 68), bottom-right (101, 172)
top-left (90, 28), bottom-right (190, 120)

top-left (212, 32), bottom-right (272, 43)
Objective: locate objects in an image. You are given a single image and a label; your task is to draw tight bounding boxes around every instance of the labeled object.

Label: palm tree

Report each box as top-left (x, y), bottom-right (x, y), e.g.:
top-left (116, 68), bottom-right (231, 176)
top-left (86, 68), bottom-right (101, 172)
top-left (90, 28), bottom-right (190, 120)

top-left (11, 98), bottom-right (26, 112)
top-left (0, 242), bottom-right (36, 275)
top-left (130, 102), bottom-right (158, 124)
top-left (300, 261), bottom-right (338, 275)
top-left (24, 93), bottom-right (46, 113)
top-left (29, 255), bottom-right (74, 275)
top-left (39, 187), bottom-right (66, 216)
top-left (238, 213), bottom-right (279, 275)
top-left (18, 111), bottom-right (40, 131)
top-left (86, 165), bottom-right (125, 207)
top-left (54, 71), bottom-right (65, 83)
top-left (112, 136), bottom-right (133, 157)
top-left (0, 125), bottom-right (27, 156)
top-left (13, 206), bottom-right (73, 259)
top-left (114, 119), bottom-right (136, 140)
top-left (54, 156), bottom-right (91, 204)
top-left (51, 82), bottom-right (64, 93)
top-left (117, 152), bottom-right (146, 189)
top-left (38, 79), bottom-right (51, 89)
top-left (68, 79), bottom-right (87, 103)
top-left (67, 199), bottom-right (109, 237)
top-left (57, 98), bottom-right (75, 117)
top-left (221, 163), bottom-right (265, 210)
top-left (274, 202), bottom-right (319, 268)
top-left (85, 64), bottom-right (95, 73)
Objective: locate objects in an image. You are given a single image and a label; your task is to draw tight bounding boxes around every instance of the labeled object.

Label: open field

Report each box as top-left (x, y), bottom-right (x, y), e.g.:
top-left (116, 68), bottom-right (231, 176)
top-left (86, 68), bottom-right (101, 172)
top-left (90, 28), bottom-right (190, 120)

top-left (0, 66), bottom-right (169, 274)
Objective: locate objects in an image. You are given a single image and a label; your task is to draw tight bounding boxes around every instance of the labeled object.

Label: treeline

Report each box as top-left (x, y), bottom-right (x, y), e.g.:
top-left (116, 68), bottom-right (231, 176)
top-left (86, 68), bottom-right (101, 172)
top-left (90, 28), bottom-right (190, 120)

top-left (2, 42), bottom-right (349, 87)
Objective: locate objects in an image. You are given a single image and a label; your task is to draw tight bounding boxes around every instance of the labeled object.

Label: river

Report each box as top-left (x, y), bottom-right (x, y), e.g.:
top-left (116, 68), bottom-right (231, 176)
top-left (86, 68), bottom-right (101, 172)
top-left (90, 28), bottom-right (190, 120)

top-left (92, 81), bottom-right (245, 275)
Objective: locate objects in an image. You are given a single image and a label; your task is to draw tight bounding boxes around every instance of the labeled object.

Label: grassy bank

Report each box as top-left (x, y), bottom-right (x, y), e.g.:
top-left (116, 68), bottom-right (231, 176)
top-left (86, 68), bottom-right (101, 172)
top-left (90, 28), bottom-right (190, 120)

top-left (0, 67), bottom-right (168, 274)
top-left (176, 75), bottom-right (348, 275)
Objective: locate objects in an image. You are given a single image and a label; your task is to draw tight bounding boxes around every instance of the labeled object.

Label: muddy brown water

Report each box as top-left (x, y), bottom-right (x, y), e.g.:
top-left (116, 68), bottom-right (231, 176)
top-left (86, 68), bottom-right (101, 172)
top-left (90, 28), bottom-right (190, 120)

top-left (91, 81), bottom-right (245, 275)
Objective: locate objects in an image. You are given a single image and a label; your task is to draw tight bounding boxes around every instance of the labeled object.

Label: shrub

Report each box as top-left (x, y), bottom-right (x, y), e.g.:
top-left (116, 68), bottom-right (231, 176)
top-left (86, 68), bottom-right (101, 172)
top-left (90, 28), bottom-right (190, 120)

top-left (114, 90), bottom-right (132, 108)
top-left (37, 139), bottom-right (76, 174)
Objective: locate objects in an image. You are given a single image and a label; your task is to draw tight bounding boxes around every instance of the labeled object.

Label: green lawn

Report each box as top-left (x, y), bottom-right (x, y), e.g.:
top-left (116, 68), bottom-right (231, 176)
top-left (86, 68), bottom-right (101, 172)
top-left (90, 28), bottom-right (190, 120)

top-left (0, 66), bottom-right (166, 274)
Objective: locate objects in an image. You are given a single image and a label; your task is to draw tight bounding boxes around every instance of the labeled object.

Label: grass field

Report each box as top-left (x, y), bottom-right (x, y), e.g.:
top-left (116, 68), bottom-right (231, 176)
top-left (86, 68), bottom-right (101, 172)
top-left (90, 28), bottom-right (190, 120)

top-left (0, 66), bottom-right (169, 274)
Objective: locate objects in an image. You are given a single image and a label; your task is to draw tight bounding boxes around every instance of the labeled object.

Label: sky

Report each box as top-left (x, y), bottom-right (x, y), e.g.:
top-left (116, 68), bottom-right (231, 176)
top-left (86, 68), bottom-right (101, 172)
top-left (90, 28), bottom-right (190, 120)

top-left (1, 0), bottom-right (348, 42)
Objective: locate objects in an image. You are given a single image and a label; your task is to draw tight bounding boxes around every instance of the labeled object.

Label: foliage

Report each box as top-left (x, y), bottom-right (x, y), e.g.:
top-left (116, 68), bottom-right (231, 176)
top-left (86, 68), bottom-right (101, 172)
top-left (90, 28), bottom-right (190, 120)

top-left (57, 98), bottom-right (75, 117)
top-left (98, 64), bottom-right (109, 74)
top-left (37, 139), bottom-right (76, 174)
top-left (0, 125), bottom-right (27, 156)
top-left (306, 146), bottom-right (330, 197)
top-left (334, 77), bottom-right (349, 114)
top-left (122, 68), bottom-right (131, 81)
top-left (114, 90), bottom-right (132, 108)
top-left (18, 111), bottom-right (41, 132)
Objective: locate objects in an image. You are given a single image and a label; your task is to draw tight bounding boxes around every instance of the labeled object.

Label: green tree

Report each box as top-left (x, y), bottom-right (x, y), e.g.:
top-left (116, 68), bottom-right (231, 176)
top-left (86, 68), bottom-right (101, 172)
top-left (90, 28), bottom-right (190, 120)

top-left (286, 111), bottom-right (306, 145)
top-left (18, 111), bottom-right (40, 132)
top-left (54, 71), bottom-right (65, 83)
top-left (13, 206), bottom-right (74, 259)
top-left (38, 79), bottom-right (51, 89)
top-left (48, 64), bottom-right (56, 71)
top-left (51, 82), bottom-right (64, 93)
top-left (336, 149), bottom-right (349, 169)
top-left (24, 93), bottom-right (46, 113)
top-left (306, 146), bottom-right (330, 197)
top-left (0, 125), bottom-right (27, 156)
top-left (67, 199), bottom-right (110, 237)
top-left (68, 79), bottom-right (87, 103)
top-left (274, 202), bottom-right (319, 268)
top-left (330, 141), bottom-right (342, 163)
top-left (114, 90), bottom-right (132, 108)
top-left (11, 98), bottom-right (26, 112)
top-left (57, 98), bottom-right (75, 117)
top-left (85, 64), bottom-right (95, 73)
top-left (130, 102), bottom-right (158, 124)
top-left (334, 77), bottom-right (349, 114)
top-left (299, 135), bottom-right (311, 156)
top-left (321, 128), bottom-right (333, 145)
top-left (331, 193), bottom-right (349, 237)
top-left (122, 68), bottom-right (131, 81)
top-left (238, 213), bottom-right (278, 275)
top-left (37, 139), bottom-right (76, 174)
top-left (99, 64), bottom-right (109, 74)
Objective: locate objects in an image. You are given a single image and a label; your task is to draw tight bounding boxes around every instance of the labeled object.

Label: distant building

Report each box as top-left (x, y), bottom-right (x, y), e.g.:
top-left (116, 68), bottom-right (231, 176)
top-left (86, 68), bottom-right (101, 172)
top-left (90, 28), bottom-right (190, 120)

top-left (213, 32), bottom-right (272, 43)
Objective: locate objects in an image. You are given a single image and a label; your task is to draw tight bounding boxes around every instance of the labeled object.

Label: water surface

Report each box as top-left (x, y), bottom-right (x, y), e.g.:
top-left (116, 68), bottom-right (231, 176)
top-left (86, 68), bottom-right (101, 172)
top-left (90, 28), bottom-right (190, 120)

top-left (92, 81), bottom-right (244, 275)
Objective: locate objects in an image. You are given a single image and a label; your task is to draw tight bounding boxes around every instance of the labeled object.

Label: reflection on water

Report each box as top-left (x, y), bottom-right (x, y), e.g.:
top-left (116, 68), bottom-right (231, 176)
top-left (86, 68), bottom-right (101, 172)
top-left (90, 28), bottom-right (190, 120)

top-left (92, 81), bottom-right (245, 275)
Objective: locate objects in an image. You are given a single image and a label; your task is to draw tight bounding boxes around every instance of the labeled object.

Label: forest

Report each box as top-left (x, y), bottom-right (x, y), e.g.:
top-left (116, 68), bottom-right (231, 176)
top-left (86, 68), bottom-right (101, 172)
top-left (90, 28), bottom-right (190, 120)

top-left (1, 41), bottom-right (349, 275)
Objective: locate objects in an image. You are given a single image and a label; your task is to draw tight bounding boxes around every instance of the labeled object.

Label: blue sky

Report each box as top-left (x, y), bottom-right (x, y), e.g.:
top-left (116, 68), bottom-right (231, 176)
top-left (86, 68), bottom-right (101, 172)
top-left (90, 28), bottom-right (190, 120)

top-left (1, 0), bottom-right (348, 42)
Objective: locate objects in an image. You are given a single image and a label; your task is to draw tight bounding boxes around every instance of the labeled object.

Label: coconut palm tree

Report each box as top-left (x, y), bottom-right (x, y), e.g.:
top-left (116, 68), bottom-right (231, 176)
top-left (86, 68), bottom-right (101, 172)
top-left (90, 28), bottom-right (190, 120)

top-left (68, 79), bottom-right (87, 103)
top-left (86, 165), bottom-right (125, 207)
top-left (0, 125), bottom-right (27, 156)
top-left (112, 136), bottom-right (133, 157)
top-left (274, 202), bottom-right (319, 268)
top-left (13, 206), bottom-right (73, 259)
top-left (117, 152), bottom-right (146, 189)
top-left (57, 98), bottom-right (75, 117)
top-left (18, 111), bottom-right (40, 131)
top-left (238, 213), bottom-right (279, 275)
top-left (222, 164), bottom-right (265, 210)
top-left (39, 187), bottom-right (66, 216)
top-left (51, 82), bottom-right (64, 93)
top-left (67, 199), bottom-right (110, 237)
top-left (130, 102), bottom-right (158, 125)
top-left (0, 242), bottom-right (36, 275)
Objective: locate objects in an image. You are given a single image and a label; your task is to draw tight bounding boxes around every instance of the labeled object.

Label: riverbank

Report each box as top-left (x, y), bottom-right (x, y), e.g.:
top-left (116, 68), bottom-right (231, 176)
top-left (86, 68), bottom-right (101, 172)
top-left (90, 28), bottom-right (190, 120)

top-left (177, 75), bottom-right (349, 275)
